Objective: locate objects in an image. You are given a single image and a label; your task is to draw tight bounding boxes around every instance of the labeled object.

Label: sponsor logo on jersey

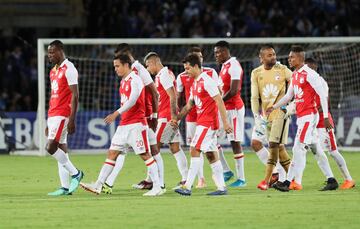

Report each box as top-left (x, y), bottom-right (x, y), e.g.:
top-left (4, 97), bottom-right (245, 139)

top-left (300, 77), bottom-right (305, 84)
top-left (51, 80), bottom-right (59, 93)
top-left (294, 85), bottom-right (304, 99)
top-left (194, 95), bottom-right (203, 109)
top-left (120, 94), bottom-right (129, 105)
top-left (262, 84), bottom-right (279, 98)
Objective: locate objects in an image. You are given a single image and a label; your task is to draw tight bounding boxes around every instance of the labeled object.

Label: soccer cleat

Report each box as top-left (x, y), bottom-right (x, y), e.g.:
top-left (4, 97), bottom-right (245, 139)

top-left (80, 182), bottom-right (101, 195)
top-left (68, 170), bottom-right (84, 193)
top-left (132, 180), bottom-right (153, 190)
top-left (320, 178), bottom-right (339, 191)
top-left (172, 180), bottom-right (186, 190)
top-left (269, 173), bottom-right (279, 187)
top-left (257, 180), bottom-right (269, 191)
top-left (229, 179), bottom-right (247, 187)
top-left (273, 181), bottom-right (290, 192)
top-left (223, 171), bottom-right (234, 182)
top-left (143, 187), bottom-right (164, 196)
top-left (289, 180), bottom-right (303, 190)
top-left (47, 187), bottom-right (71, 196)
top-left (340, 180), bottom-right (355, 190)
top-left (207, 189), bottom-right (228, 196)
top-left (101, 183), bottom-right (113, 194)
top-left (196, 177), bottom-right (207, 189)
top-left (174, 187), bottom-right (192, 196)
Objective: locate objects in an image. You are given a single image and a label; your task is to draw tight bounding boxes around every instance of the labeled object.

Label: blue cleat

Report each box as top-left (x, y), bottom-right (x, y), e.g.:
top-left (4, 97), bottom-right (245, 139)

top-left (207, 189), bottom-right (228, 196)
top-left (223, 171), bottom-right (234, 182)
top-left (68, 170), bottom-right (84, 193)
top-left (47, 187), bottom-right (72, 196)
top-left (229, 179), bottom-right (247, 187)
top-left (174, 187), bottom-right (192, 196)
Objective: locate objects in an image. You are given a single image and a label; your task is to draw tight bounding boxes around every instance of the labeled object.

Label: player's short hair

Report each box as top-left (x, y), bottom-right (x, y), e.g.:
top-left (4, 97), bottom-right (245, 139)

top-left (305, 57), bottom-right (318, 65)
top-left (290, 45), bottom-right (304, 53)
top-left (114, 54), bottom-right (132, 67)
top-left (182, 53), bottom-right (202, 68)
top-left (259, 44), bottom-right (274, 54)
top-left (188, 46), bottom-right (202, 53)
top-left (215, 40), bottom-right (230, 49)
top-left (49, 40), bottom-right (64, 50)
top-left (144, 52), bottom-right (159, 62)
top-left (115, 43), bottom-right (131, 54)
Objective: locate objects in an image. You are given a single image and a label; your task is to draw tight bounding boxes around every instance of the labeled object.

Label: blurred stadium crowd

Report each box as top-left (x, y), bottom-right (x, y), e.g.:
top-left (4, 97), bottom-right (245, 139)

top-left (0, 0), bottom-right (359, 111)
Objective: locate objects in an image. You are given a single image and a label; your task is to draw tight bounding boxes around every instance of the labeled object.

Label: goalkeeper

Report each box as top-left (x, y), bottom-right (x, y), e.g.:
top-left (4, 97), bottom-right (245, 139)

top-left (251, 45), bottom-right (293, 190)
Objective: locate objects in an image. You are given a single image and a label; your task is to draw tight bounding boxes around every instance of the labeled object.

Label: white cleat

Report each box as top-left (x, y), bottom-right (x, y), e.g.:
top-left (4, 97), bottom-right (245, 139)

top-left (80, 182), bottom-right (101, 195)
top-left (143, 187), bottom-right (164, 197)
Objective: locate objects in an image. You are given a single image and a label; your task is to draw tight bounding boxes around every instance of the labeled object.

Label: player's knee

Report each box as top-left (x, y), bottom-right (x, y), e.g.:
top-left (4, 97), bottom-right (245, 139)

top-left (150, 145), bottom-right (159, 156)
top-left (251, 140), bottom-right (263, 152)
top-left (205, 152), bottom-right (216, 163)
top-left (269, 142), bottom-right (279, 149)
top-left (169, 143), bottom-right (180, 154)
top-left (293, 142), bottom-right (308, 155)
top-left (107, 150), bottom-right (119, 160)
top-left (46, 141), bottom-right (58, 155)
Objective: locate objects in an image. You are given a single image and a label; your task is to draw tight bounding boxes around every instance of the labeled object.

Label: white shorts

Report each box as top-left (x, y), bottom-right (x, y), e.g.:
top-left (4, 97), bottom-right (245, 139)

top-left (190, 125), bottom-right (218, 152)
top-left (318, 128), bottom-right (338, 152)
top-left (251, 124), bottom-right (268, 145)
top-left (156, 118), bottom-right (180, 144)
top-left (186, 122), bottom-right (196, 145)
top-left (109, 123), bottom-right (150, 155)
top-left (219, 108), bottom-right (245, 142)
top-left (295, 113), bottom-right (319, 145)
top-left (47, 116), bottom-right (68, 144)
top-left (148, 127), bottom-right (157, 146)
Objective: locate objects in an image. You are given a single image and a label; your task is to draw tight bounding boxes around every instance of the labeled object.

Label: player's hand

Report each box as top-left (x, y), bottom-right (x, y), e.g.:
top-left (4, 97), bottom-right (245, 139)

top-left (68, 119), bottom-right (76, 135)
top-left (45, 127), bottom-right (48, 137)
top-left (169, 119), bottom-right (178, 130)
top-left (265, 106), bottom-right (274, 116)
top-left (324, 118), bottom-right (333, 132)
top-left (104, 111), bottom-right (119, 124)
top-left (148, 117), bottom-right (158, 132)
top-left (284, 101), bottom-right (296, 119)
top-left (224, 122), bottom-right (233, 134)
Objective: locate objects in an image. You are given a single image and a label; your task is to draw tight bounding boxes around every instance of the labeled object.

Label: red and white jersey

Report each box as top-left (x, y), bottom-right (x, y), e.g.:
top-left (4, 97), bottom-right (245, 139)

top-left (155, 67), bottom-right (176, 120)
top-left (132, 60), bottom-right (154, 117)
top-left (118, 71), bottom-right (146, 126)
top-left (291, 65), bottom-right (322, 118)
top-left (189, 71), bottom-right (220, 129)
top-left (316, 76), bottom-right (334, 128)
top-left (177, 67), bottom-right (222, 122)
top-left (48, 59), bottom-right (78, 117)
top-left (219, 57), bottom-right (244, 110)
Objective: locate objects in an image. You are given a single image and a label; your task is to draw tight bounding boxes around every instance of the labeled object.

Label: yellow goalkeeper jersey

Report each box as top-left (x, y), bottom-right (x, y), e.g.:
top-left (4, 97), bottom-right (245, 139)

top-left (251, 63), bottom-right (292, 121)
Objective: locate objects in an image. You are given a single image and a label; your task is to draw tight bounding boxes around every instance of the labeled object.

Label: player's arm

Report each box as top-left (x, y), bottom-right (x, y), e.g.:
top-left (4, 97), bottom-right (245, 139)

top-left (176, 75), bottom-right (186, 109)
top-left (250, 70), bottom-right (260, 116)
top-left (146, 82), bottom-right (159, 131)
top-left (176, 99), bottom-right (194, 121)
top-left (65, 67), bottom-right (79, 135)
top-left (166, 87), bottom-right (178, 121)
top-left (214, 95), bottom-right (232, 134)
top-left (268, 83), bottom-right (294, 114)
top-left (223, 61), bottom-right (242, 102)
top-left (104, 78), bottom-right (142, 124)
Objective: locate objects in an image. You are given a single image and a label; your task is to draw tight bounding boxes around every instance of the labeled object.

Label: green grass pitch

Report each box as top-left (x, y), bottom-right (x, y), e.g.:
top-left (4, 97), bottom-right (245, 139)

top-left (0, 151), bottom-right (359, 228)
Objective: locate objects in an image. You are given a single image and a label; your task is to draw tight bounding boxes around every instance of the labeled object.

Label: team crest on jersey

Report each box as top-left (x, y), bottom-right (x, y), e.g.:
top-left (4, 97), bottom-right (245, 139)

top-left (125, 85), bottom-right (129, 91)
top-left (300, 77), bottom-right (305, 84)
top-left (58, 71), bottom-right (63, 79)
top-left (197, 87), bottom-right (202, 93)
top-left (275, 74), bottom-right (280, 80)
top-left (293, 85), bottom-right (304, 98)
top-left (263, 84), bottom-right (279, 98)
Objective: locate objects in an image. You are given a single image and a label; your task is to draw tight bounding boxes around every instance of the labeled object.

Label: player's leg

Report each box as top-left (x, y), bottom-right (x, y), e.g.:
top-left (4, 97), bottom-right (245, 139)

top-left (217, 113), bottom-right (234, 181)
top-left (227, 108), bottom-right (246, 187)
top-left (139, 152), bottom-right (163, 196)
top-left (48, 143), bottom-right (70, 196)
top-left (46, 117), bottom-right (83, 194)
top-left (206, 151), bottom-right (227, 195)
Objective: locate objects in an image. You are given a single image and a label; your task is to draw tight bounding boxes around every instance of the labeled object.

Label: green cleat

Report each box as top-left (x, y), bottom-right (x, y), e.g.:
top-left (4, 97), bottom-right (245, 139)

top-left (68, 170), bottom-right (84, 194)
top-left (101, 183), bottom-right (113, 194)
top-left (47, 187), bottom-right (71, 196)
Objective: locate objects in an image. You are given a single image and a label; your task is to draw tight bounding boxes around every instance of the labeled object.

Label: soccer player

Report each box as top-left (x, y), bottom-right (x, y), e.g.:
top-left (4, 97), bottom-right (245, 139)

top-left (173, 53), bottom-right (233, 196)
top-left (177, 46), bottom-right (231, 188)
top-left (46, 40), bottom-right (84, 196)
top-left (103, 43), bottom-right (163, 193)
top-left (250, 45), bottom-right (292, 190)
top-left (80, 54), bottom-right (163, 196)
top-left (268, 46), bottom-right (338, 192)
top-left (214, 40), bottom-right (246, 187)
top-left (305, 57), bottom-right (355, 189)
top-left (144, 52), bottom-right (188, 189)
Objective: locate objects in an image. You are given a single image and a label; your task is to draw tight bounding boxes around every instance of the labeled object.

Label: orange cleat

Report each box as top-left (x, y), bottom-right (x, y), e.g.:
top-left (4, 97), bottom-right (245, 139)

top-left (257, 180), bottom-right (269, 190)
top-left (340, 180), bottom-right (355, 190)
top-left (289, 180), bottom-right (303, 190)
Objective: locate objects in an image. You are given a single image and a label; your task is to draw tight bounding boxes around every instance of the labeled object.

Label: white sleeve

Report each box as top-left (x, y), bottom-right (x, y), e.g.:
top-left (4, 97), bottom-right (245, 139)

top-left (176, 75), bottom-right (184, 92)
top-left (117, 77), bottom-right (143, 114)
top-left (204, 76), bottom-right (220, 97)
top-left (212, 69), bottom-right (223, 87)
top-left (137, 63), bottom-right (153, 86)
top-left (228, 60), bottom-right (242, 80)
top-left (160, 71), bottom-right (174, 90)
top-left (320, 77), bottom-right (329, 97)
top-left (273, 82), bottom-right (294, 109)
top-left (307, 72), bottom-right (329, 118)
top-left (65, 66), bottom-right (78, 85)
